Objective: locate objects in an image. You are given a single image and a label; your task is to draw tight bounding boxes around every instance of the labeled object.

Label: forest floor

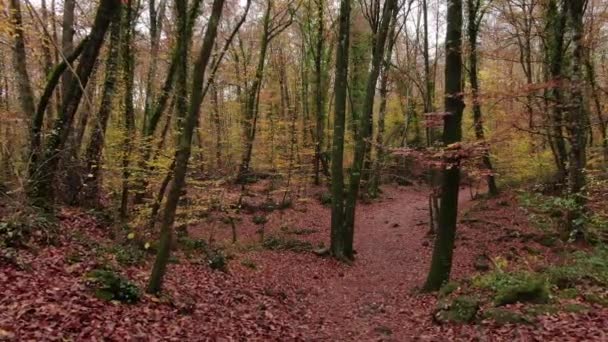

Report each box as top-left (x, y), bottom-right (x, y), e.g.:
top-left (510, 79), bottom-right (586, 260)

top-left (1, 182), bottom-right (608, 340)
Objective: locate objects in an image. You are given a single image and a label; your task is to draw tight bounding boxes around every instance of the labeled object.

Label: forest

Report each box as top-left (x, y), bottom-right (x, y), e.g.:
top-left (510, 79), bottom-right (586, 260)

top-left (0, 0), bottom-right (607, 339)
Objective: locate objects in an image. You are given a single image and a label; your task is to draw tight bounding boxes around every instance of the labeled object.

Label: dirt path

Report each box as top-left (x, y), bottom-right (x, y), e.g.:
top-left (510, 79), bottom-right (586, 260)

top-left (305, 186), bottom-right (472, 341)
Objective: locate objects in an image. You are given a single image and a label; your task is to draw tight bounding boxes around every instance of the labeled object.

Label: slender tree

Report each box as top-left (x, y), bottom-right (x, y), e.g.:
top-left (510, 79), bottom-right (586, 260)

top-left (81, 11), bottom-right (123, 206)
top-left (8, 0), bottom-right (36, 124)
top-left (148, 0), bottom-right (226, 294)
top-left (424, 0), bottom-right (465, 291)
top-left (330, 0), bottom-right (352, 260)
top-left (466, 0), bottom-right (498, 195)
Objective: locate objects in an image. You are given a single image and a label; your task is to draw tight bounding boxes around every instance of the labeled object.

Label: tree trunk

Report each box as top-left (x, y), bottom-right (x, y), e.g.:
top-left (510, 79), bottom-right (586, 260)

top-left (565, 0), bottom-right (588, 240)
top-left (81, 14), bottom-right (123, 206)
top-left (147, 0), bottom-right (225, 294)
top-left (343, 0), bottom-right (397, 259)
top-left (330, 0), bottom-right (351, 260)
top-left (368, 7), bottom-right (398, 197)
top-left (237, 1), bottom-right (273, 182)
top-left (424, 0), bottom-right (465, 291)
top-left (28, 0), bottom-right (121, 209)
top-left (313, 0), bottom-right (325, 185)
top-left (61, 0), bottom-right (76, 98)
top-left (467, 0), bottom-right (498, 196)
top-left (120, 0), bottom-right (136, 219)
top-left (9, 0), bottom-right (36, 125)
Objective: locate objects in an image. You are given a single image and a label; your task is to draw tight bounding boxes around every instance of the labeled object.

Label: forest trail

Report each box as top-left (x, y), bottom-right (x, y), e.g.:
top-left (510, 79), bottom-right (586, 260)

top-left (306, 186), bottom-right (473, 340)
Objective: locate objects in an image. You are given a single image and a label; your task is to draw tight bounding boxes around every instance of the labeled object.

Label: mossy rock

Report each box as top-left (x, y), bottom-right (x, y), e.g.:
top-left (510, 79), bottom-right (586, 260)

top-left (435, 296), bottom-right (479, 324)
top-left (524, 304), bottom-right (559, 317)
top-left (494, 277), bottom-right (550, 306)
top-left (482, 308), bottom-right (534, 325)
top-left (438, 281), bottom-right (459, 298)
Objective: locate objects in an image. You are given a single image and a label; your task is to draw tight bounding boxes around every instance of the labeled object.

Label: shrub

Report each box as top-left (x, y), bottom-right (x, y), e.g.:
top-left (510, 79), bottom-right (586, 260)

top-left (0, 210), bottom-right (57, 247)
top-left (252, 215), bottom-right (268, 225)
top-left (86, 269), bottom-right (140, 303)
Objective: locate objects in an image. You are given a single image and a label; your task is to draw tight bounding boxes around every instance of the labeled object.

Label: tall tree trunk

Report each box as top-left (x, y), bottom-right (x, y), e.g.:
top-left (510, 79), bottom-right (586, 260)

top-left (61, 0), bottom-right (76, 98)
top-left (467, 0), bottom-right (498, 196)
top-left (120, 0), bottom-right (136, 219)
top-left (28, 38), bottom-right (89, 181)
top-left (147, 0), bottom-right (225, 294)
top-left (28, 0), bottom-right (121, 209)
top-left (343, 0), bottom-right (397, 259)
top-left (565, 0), bottom-right (588, 239)
top-left (313, 0), bottom-right (326, 185)
top-left (330, 0), bottom-right (351, 260)
top-left (134, 0), bottom-right (202, 204)
top-left (9, 0), bottom-right (36, 124)
top-left (41, 0), bottom-right (56, 125)
top-left (237, 0), bottom-right (273, 182)
top-left (81, 15), bottom-right (123, 206)
top-left (544, 0), bottom-right (568, 184)
top-left (424, 0), bottom-right (465, 291)
top-left (368, 7), bottom-right (398, 197)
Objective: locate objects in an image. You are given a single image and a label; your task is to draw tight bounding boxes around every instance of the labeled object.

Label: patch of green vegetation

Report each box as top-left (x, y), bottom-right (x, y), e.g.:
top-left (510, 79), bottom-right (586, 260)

top-left (473, 271), bottom-right (550, 306)
top-left (280, 226), bottom-right (318, 236)
top-left (435, 296), bottom-right (479, 323)
top-left (0, 209), bottom-right (57, 247)
top-left (583, 292), bottom-right (608, 307)
top-left (111, 245), bottom-right (146, 266)
top-left (482, 308), bottom-right (533, 325)
top-left (533, 234), bottom-right (560, 247)
top-left (206, 248), bottom-right (228, 271)
top-left (262, 235), bottom-right (313, 253)
top-left (252, 215), bottom-right (268, 225)
top-left (86, 269), bottom-right (140, 303)
top-left (544, 246), bottom-right (608, 288)
top-left (563, 303), bottom-right (590, 313)
top-left (438, 281), bottom-right (459, 298)
top-left (319, 192), bottom-right (332, 206)
top-left (240, 258), bottom-right (257, 270)
top-left (523, 304), bottom-right (560, 316)
top-left (178, 236), bottom-right (208, 253)
top-left (557, 287), bottom-right (580, 299)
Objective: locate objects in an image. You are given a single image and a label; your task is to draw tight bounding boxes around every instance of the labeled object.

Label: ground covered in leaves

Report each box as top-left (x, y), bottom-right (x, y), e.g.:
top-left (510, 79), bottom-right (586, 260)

top-left (1, 184), bottom-right (608, 340)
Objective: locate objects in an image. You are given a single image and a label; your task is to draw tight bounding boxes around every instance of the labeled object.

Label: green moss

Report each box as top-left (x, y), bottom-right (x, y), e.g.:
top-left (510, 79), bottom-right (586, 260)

top-left (583, 293), bottom-right (608, 307)
top-left (482, 308), bottom-right (533, 325)
top-left (262, 235), bottom-right (313, 253)
top-left (563, 303), bottom-right (590, 313)
top-left (494, 277), bottom-right (550, 306)
top-left (557, 287), bottom-right (580, 299)
top-left (435, 296), bottom-right (479, 323)
top-left (438, 281), bottom-right (459, 298)
top-left (524, 304), bottom-right (559, 316)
